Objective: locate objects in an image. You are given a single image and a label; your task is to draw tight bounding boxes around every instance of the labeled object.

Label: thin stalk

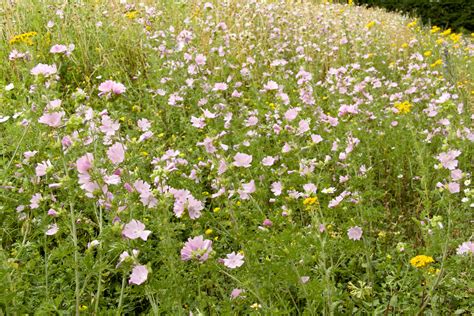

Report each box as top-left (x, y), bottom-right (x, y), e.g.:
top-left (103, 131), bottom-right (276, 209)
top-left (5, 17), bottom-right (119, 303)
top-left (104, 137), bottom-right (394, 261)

top-left (59, 135), bottom-right (80, 316)
top-left (117, 273), bottom-right (127, 314)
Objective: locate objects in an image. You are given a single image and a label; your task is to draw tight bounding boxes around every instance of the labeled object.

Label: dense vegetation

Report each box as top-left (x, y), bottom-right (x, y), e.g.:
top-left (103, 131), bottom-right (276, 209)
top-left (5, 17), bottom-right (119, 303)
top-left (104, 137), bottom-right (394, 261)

top-left (1, 0), bottom-right (473, 314)
top-left (355, 0), bottom-right (474, 32)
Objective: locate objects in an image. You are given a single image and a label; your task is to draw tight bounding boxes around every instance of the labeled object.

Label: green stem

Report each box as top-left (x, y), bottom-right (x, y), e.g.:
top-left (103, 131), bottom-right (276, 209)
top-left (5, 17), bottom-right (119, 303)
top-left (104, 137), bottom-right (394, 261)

top-left (117, 273), bottom-right (126, 315)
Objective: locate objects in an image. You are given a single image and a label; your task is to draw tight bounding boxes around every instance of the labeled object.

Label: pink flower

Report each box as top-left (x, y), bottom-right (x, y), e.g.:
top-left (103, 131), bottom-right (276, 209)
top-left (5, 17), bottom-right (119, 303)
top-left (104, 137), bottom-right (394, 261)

top-left (450, 169), bottom-right (463, 181)
top-left (122, 220), bottom-right (152, 241)
top-left (223, 252), bottom-right (244, 269)
top-left (38, 111), bottom-right (64, 127)
top-left (46, 223), bottom-right (59, 235)
top-left (50, 44), bottom-right (67, 54)
top-left (98, 80), bottom-right (126, 97)
top-left (181, 235), bottom-right (213, 262)
top-left (284, 108), bottom-right (300, 121)
top-left (230, 288), bottom-right (244, 299)
top-left (76, 153), bottom-right (94, 174)
top-left (129, 265), bottom-right (149, 285)
top-left (263, 218), bottom-right (273, 227)
top-left (30, 63), bottom-right (57, 77)
top-left (347, 226), bottom-right (363, 240)
top-left (264, 80), bottom-right (279, 91)
top-left (233, 153), bottom-right (252, 168)
top-left (170, 189), bottom-right (204, 219)
top-left (35, 160), bottom-right (52, 176)
top-left (30, 193), bottom-right (42, 209)
top-left (212, 82), bottom-right (228, 91)
top-left (271, 181), bottom-right (282, 196)
top-left (436, 150), bottom-right (461, 170)
top-left (107, 142), bottom-right (125, 164)
top-left (238, 180), bottom-right (256, 200)
top-left (195, 54), bottom-right (207, 66)
top-left (262, 156), bottom-right (276, 166)
top-left (456, 241), bottom-right (474, 255)
top-left (100, 115), bottom-right (120, 136)
top-left (300, 276), bottom-right (310, 284)
top-left (447, 182), bottom-right (460, 193)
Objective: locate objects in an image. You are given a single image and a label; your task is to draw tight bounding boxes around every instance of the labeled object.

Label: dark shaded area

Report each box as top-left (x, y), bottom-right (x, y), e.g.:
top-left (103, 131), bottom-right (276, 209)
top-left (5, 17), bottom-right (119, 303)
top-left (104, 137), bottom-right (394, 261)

top-left (354, 0), bottom-right (474, 32)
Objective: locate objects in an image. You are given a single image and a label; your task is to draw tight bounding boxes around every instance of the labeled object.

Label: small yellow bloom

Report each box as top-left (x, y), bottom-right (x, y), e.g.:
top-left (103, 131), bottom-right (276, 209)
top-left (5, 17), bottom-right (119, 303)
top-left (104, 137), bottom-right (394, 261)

top-left (140, 151), bottom-right (149, 157)
top-left (410, 255), bottom-right (434, 268)
top-left (424, 50), bottom-right (432, 57)
top-left (125, 11), bottom-right (138, 20)
top-left (303, 197), bottom-right (318, 206)
top-left (9, 31), bottom-right (37, 45)
top-left (430, 59), bottom-right (443, 68)
top-left (205, 229), bottom-right (213, 235)
top-left (407, 20), bottom-right (417, 28)
top-left (213, 207), bottom-right (220, 213)
top-left (430, 26), bottom-right (440, 33)
top-left (395, 101), bottom-right (412, 114)
top-left (449, 33), bottom-right (461, 43)
top-left (440, 28), bottom-right (451, 36)
top-left (435, 38), bottom-right (444, 45)
top-left (366, 21), bottom-right (376, 29)
top-left (401, 43), bottom-right (408, 49)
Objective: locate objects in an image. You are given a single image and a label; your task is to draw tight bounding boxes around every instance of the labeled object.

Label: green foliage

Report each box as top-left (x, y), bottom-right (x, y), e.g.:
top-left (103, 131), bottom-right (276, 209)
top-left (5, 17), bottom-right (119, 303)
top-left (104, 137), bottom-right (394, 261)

top-left (355, 0), bottom-right (474, 32)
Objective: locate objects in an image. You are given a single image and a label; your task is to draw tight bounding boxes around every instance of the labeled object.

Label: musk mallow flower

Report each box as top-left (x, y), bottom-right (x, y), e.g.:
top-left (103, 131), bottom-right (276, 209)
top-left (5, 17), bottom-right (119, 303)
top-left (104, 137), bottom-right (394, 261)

top-left (436, 150), bottom-right (461, 170)
top-left (35, 160), bottom-right (52, 177)
top-left (233, 153), bottom-right (252, 168)
top-left (76, 153), bottom-right (94, 174)
top-left (181, 235), bottom-right (212, 262)
top-left (129, 265), bottom-right (149, 285)
top-left (122, 220), bottom-right (152, 241)
top-left (45, 223), bottom-right (59, 235)
top-left (98, 80), bottom-right (126, 97)
top-left (223, 252), bottom-right (245, 269)
top-left (107, 142), bottom-right (125, 164)
top-left (230, 288), bottom-right (244, 299)
top-left (347, 226), bottom-right (363, 240)
top-left (456, 241), bottom-right (474, 255)
top-left (38, 111), bottom-right (64, 127)
top-left (30, 63), bottom-right (57, 77)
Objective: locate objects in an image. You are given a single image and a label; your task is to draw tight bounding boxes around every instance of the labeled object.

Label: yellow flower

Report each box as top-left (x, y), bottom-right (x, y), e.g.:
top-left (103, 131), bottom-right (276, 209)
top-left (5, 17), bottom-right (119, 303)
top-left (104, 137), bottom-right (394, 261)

top-left (125, 10), bottom-right (138, 20)
top-left (366, 21), bottom-right (376, 29)
top-left (410, 255), bottom-right (434, 268)
top-left (9, 31), bottom-right (37, 45)
top-left (424, 50), bottom-right (432, 57)
top-left (395, 101), bottom-right (412, 114)
top-left (430, 59), bottom-right (443, 68)
top-left (407, 20), bottom-right (417, 28)
top-left (449, 33), bottom-right (461, 43)
top-left (213, 207), bottom-right (220, 213)
top-left (303, 197), bottom-right (318, 206)
top-left (430, 26), bottom-right (440, 33)
top-left (205, 228), bottom-right (213, 235)
top-left (348, 0), bottom-right (353, 5)
top-left (427, 267), bottom-right (440, 275)
top-left (440, 28), bottom-right (451, 36)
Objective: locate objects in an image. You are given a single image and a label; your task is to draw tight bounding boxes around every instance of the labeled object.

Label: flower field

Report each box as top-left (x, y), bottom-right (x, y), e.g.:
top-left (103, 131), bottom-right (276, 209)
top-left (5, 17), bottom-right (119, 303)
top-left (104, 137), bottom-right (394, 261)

top-left (0, 0), bottom-right (473, 314)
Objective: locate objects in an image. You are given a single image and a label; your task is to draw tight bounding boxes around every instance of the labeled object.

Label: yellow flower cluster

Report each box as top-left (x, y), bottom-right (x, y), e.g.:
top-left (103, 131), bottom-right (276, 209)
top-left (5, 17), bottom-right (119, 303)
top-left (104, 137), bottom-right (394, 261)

top-left (9, 31), bottom-right (37, 45)
top-left (410, 255), bottom-right (434, 268)
top-left (430, 59), bottom-right (443, 68)
top-left (395, 101), bottom-right (412, 114)
top-left (303, 197), bottom-right (318, 206)
top-left (366, 21), bottom-right (376, 29)
top-left (407, 20), bottom-right (417, 28)
top-left (125, 10), bottom-right (138, 19)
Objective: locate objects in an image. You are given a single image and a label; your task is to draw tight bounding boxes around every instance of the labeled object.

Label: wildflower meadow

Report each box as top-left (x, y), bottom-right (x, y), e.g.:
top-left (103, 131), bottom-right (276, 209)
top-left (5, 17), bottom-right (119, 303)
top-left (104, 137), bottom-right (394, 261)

top-left (0, 0), bottom-right (473, 314)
